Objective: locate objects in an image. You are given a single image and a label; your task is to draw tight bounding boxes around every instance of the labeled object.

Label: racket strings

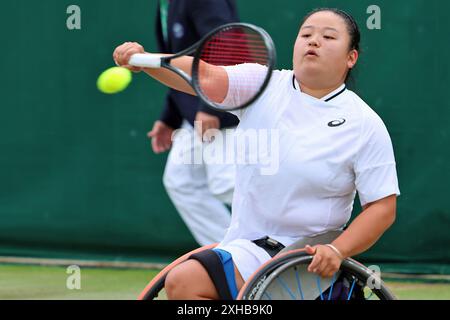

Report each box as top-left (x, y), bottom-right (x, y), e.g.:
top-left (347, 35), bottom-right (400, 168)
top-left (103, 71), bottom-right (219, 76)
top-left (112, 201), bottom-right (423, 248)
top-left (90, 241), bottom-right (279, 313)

top-left (197, 26), bottom-right (271, 109)
top-left (201, 29), bottom-right (269, 66)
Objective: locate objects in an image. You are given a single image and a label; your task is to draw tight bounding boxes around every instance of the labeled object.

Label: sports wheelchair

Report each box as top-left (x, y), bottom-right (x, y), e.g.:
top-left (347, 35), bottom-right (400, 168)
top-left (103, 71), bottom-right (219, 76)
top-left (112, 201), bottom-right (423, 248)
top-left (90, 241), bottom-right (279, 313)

top-left (138, 243), bottom-right (396, 300)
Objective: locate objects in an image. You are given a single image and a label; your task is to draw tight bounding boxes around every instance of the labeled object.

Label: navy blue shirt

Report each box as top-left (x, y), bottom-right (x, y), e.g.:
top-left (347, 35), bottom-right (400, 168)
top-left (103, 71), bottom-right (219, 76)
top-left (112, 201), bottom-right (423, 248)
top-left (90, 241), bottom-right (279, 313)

top-left (156, 0), bottom-right (240, 129)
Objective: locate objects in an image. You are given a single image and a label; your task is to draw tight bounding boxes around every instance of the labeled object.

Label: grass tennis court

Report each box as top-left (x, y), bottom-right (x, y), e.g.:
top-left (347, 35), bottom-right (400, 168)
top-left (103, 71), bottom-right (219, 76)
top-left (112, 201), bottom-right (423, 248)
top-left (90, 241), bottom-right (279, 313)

top-left (0, 264), bottom-right (158, 300)
top-left (1, 264), bottom-right (449, 300)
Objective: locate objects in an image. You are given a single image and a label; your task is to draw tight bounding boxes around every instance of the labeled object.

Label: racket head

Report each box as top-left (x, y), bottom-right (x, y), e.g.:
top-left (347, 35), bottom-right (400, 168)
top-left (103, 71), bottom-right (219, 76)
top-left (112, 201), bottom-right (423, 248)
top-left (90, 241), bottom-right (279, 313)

top-left (191, 23), bottom-right (276, 112)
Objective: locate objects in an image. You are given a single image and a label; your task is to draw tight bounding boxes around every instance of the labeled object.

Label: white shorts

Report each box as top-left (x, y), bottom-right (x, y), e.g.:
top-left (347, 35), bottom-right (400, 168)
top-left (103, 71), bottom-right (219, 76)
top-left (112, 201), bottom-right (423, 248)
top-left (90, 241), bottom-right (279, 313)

top-left (215, 239), bottom-right (273, 281)
top-left (216, 234), bottom-right (310, 281)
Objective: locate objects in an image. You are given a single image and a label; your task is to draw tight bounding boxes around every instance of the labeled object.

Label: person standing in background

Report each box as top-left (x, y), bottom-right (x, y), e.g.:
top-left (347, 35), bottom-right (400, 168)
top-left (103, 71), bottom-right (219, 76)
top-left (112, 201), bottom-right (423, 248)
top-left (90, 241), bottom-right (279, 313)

top-left (148, 0), bottom-right (240, 245)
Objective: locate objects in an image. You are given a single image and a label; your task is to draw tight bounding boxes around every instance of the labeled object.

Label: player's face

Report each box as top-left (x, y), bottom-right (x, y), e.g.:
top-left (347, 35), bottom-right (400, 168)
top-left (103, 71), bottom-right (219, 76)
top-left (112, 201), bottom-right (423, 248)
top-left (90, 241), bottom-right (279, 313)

top-left (293, 11), bottom-right (358, 89)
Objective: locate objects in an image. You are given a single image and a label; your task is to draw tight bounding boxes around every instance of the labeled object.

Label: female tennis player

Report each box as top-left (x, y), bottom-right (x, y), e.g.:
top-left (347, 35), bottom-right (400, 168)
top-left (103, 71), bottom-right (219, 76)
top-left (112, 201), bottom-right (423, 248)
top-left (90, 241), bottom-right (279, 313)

top-left (114, 8), bottom-right (400, 300)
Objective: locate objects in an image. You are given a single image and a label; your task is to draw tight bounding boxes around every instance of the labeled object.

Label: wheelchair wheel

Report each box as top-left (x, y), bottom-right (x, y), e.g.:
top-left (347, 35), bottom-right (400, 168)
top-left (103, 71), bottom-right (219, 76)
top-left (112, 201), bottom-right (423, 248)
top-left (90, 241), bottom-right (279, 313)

top-left (238, 250), bottom-right (397, 300)
top-left (138, 244), bottom-right (217, 300)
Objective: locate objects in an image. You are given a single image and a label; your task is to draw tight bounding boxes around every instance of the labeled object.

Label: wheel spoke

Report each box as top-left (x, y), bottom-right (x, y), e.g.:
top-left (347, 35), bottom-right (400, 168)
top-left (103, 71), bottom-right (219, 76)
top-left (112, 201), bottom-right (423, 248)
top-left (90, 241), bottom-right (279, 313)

top-left (276, 275), bottom-right (297, 300)
top-left (327, 273), bottom-right (337, 301)
top-left (294, 266), bottom-right (305, 300)
top-left (316, 276), bottom-right (324, 301)
top-left (347, 278), bottom-right (357, 300)
top-left (263, 291), bottom-right (272, 300)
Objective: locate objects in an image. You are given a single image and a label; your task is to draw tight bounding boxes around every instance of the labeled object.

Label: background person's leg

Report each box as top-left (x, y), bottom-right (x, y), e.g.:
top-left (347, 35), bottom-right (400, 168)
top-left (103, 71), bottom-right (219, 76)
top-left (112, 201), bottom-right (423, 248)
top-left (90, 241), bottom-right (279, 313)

top-left (204, 128), bottom-right (236, 206)
top-left (163, 124), bottom-right (231, 246)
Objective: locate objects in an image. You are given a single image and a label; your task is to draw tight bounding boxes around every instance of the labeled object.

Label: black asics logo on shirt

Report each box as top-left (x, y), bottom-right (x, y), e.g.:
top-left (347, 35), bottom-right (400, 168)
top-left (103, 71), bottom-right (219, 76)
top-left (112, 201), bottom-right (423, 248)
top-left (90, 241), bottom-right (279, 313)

top-left (328, 119), bottom-right (346, 127)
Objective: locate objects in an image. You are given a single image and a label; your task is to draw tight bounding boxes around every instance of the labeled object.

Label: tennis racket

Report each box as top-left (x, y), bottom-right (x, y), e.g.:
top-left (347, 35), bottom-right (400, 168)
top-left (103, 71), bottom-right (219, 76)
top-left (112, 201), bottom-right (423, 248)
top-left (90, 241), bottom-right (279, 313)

top-left (128, 23), bottom-right (276, 112)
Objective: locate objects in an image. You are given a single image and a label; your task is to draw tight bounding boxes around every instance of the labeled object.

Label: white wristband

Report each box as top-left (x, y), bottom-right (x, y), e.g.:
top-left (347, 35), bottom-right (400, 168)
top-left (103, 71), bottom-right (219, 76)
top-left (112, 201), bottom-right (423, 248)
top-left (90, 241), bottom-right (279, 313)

top-left (325, 244), bottom-right (344, 260)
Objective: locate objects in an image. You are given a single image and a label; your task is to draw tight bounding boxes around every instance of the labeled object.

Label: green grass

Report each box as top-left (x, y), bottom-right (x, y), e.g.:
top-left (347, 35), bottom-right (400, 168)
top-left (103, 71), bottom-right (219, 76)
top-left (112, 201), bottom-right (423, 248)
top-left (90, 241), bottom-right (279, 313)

top-left (1, 264), bottom-right (449, 300)
top-left (384, 280), bottom-right (450, 300)
top-left (0, 264), bottom-right (159, 300)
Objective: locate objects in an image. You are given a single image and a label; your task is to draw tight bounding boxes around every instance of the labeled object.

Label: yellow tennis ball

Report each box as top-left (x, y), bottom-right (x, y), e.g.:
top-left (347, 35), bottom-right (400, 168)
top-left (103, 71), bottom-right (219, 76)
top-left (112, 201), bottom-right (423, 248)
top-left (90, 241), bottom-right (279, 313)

top-left (97, 67), bottom-right (132, 94)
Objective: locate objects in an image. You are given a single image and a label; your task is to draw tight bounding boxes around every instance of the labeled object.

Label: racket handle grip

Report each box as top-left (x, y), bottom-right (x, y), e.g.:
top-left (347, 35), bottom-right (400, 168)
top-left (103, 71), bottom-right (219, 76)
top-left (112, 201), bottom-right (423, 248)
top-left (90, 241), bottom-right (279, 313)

top-left (129, 54), bottom-right (162, 68)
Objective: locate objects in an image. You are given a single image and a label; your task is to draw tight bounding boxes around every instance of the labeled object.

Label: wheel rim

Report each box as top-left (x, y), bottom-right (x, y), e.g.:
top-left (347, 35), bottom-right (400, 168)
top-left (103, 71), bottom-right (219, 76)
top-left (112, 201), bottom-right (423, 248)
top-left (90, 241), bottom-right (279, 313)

top-left (240, 253), bottom-right (397, 300)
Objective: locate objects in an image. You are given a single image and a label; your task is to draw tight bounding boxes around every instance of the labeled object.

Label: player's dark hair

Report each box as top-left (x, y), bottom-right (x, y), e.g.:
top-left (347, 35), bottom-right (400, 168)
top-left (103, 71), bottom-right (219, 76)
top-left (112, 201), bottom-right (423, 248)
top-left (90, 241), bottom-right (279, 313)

top-left (301, 8), bottom-right (361, 84)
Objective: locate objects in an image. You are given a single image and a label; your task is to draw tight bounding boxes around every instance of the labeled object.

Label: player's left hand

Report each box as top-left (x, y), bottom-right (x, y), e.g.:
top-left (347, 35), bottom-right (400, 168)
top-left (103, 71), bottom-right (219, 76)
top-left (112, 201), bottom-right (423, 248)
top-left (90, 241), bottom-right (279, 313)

top-left (195, 111), bottom-right (220, 142)
top-left (305, 245), bottom-right (344, 278)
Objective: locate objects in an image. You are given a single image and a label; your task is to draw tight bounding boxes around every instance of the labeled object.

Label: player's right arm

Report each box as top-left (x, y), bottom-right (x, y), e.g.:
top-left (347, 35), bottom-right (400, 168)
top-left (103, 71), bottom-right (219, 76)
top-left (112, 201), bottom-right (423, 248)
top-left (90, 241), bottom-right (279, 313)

top-left (113, 42), bottom-right (228, 103)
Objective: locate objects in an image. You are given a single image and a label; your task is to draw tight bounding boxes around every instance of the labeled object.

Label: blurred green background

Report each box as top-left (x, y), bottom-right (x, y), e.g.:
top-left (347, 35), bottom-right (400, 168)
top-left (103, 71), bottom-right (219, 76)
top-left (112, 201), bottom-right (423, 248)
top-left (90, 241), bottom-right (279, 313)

top-left (0, 0), bottom-right (449, 275)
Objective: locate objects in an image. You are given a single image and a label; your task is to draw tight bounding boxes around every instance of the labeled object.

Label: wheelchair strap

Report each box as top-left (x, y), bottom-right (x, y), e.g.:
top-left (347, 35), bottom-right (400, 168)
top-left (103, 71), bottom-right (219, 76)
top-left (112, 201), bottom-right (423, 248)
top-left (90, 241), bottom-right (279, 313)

top-left (252, 236), bottom-right (285, 257)
top-left (189, 249), bottom-right (235, 300)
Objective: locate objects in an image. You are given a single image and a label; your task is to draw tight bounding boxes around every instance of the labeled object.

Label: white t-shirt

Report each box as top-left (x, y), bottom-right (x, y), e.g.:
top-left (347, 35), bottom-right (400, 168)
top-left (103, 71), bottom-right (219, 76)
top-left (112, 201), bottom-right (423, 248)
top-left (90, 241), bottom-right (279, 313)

top-left (216, 64), bottom-right (401, 280)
